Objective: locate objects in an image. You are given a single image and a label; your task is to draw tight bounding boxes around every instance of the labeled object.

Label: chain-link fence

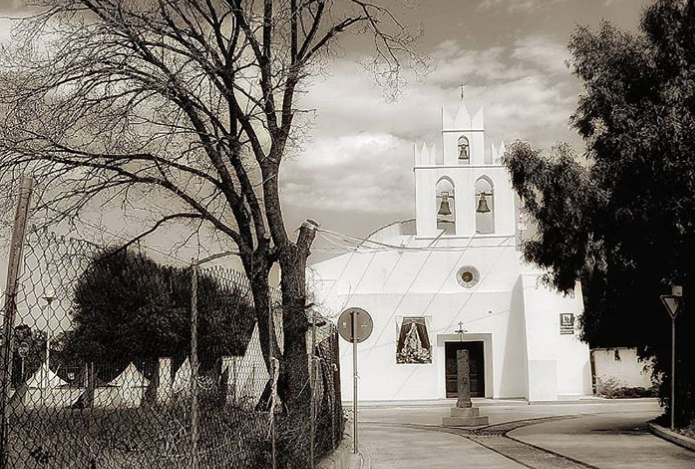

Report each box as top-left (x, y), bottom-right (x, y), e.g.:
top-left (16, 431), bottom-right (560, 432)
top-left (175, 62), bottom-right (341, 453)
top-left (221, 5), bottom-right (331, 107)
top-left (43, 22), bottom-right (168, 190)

top-left (0, 225), bottom-right (344, 468)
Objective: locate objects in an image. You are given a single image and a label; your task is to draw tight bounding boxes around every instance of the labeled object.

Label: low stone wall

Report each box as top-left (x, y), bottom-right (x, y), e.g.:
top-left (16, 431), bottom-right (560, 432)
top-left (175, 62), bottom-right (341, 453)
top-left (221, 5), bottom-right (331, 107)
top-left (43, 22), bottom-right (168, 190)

top-left (591, 348), bottom-right (653, 392)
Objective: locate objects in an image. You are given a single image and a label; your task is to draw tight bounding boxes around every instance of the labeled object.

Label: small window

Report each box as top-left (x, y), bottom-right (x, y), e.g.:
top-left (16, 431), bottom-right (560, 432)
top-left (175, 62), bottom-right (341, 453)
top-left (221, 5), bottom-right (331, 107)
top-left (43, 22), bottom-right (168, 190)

top-left (457, 266), bottom-right (480, 288)
top-left (458, 136), bottom-right (470, 162)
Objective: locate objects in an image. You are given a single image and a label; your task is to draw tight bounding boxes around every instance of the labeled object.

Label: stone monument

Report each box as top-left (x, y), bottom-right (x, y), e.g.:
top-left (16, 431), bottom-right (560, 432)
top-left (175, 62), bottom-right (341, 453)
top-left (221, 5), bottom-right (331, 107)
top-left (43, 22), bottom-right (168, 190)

top-left (442, 350), bottom-right (489, 427)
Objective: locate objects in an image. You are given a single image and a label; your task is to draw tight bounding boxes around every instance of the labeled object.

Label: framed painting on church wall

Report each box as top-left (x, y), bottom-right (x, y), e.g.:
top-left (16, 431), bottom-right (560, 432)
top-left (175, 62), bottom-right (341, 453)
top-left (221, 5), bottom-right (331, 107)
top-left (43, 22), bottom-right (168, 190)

top-left (396, 317), bottom-right (432, 364)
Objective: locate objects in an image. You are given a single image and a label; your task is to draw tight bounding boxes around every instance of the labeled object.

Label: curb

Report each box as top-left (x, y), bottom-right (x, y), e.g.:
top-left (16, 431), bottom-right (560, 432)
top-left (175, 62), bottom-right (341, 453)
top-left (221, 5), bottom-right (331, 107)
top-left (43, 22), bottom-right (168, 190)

top-left (648, 422), bottom-right (695, 452)
top-left (317, 420), bottom-right (364, 469)
top-left (347, 397), bottom-right (658, 409)
top-left (528, 397), bottom-right (658, 406)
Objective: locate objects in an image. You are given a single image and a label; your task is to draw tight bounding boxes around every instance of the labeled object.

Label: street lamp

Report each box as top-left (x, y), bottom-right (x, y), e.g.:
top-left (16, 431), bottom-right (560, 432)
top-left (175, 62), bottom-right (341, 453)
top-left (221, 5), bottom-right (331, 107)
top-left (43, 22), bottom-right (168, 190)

top-left (38, 289), bottom-right (56, 404)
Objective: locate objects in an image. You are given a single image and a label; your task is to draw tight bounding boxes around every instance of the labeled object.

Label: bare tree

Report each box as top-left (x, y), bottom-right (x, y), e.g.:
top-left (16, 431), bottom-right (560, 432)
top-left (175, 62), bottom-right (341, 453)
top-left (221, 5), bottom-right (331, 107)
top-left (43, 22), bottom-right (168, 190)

top-left (0, 0), bottom-right (422, 422)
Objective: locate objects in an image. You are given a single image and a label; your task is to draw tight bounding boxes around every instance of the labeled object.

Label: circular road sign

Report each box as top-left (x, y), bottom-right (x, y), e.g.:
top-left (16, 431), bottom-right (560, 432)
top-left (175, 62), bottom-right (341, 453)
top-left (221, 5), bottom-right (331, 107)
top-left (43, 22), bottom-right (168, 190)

top-left (337, 307), bottom-right (373, 343)
top-left (17, 342), bottom-right (29, 358)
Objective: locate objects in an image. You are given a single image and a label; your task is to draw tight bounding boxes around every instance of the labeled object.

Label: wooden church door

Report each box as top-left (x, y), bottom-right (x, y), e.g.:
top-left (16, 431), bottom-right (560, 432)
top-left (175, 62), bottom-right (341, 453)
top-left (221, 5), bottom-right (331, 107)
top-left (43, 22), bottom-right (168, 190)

top-left (445, 341), bottom-right (485, 398)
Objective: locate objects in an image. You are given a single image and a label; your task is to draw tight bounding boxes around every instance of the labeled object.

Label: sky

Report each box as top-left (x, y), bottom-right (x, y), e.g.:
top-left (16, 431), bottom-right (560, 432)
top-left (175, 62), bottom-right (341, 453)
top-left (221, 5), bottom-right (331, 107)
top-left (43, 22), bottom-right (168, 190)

top-left (0, 0), bottom-right (651, 266)
top-left (279, 0), bottom-right (650, 254)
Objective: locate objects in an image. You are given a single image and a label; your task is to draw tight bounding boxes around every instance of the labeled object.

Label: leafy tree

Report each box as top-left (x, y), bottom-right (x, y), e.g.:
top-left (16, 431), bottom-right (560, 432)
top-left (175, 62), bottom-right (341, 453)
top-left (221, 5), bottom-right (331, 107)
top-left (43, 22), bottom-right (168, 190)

top-left (61, 248), bottom-right (256, 372)
top-left (504, 0), bottom-right (695, 425)
top-left (11, 325), bottom-right (48, 385)
top-left (0, 1), bottom-right (422, 441)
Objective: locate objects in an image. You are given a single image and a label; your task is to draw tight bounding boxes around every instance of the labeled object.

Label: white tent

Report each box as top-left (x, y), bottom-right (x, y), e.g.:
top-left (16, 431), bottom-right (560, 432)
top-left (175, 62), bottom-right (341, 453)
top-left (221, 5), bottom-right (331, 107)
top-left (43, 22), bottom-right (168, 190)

top-left (107, 363), bottom-right (149, 388)
top-left (26, 361), bottom-right (68, 389)
top-left (172, 358), bottom-right (191, 395)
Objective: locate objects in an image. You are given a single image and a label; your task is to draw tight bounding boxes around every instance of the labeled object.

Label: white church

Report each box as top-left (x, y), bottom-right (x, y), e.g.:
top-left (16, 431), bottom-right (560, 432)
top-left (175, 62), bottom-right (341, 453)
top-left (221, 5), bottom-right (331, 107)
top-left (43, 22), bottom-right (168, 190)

top-left (309, 100), bottom-right (593, 402)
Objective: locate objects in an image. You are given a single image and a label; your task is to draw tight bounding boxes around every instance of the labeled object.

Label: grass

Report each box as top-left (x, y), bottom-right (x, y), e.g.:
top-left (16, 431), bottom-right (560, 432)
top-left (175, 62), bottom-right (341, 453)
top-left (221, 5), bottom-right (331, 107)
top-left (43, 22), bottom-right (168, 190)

top-left (5, 392), bottom-right (343, 468)
top-left (7, 398), bottom-right (272, 469)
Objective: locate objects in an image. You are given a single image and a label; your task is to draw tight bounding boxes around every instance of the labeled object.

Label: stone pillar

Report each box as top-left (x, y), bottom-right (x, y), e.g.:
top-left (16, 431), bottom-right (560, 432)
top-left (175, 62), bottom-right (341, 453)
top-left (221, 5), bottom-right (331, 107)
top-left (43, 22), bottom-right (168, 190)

top-left (156, 358), bottom-right (172, 404)
top-left (456, 350), bottom-right (472, 408)
top-left (442, 348), bottom-right (489, 427)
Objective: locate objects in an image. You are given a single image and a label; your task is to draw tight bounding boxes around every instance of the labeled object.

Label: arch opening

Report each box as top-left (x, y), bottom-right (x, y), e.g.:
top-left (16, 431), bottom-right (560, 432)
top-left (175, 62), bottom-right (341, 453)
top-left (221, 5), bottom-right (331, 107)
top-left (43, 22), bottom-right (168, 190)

top-left (458, 136), bottom-right (470, 165)
top-left (475, 177), bottom-right (494, 234)
top-left (436, 177), bottom-right (456, 235)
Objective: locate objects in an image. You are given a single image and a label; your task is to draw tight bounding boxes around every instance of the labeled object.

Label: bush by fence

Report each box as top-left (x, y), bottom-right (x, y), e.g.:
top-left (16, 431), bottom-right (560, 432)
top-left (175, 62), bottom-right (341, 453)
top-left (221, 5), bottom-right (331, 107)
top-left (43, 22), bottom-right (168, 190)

top-left (0, 229), bottom-right (343, 468)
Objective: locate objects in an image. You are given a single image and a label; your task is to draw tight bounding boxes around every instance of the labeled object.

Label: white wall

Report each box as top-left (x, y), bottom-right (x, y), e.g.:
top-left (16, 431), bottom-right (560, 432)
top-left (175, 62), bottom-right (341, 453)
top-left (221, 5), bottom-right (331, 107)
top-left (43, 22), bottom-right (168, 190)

top-left (520, 274), bottom-right (592, 400)
top-left (592, 348), bottom-right (654, 390)
top-left (312, 240), bottom-right (562, 401)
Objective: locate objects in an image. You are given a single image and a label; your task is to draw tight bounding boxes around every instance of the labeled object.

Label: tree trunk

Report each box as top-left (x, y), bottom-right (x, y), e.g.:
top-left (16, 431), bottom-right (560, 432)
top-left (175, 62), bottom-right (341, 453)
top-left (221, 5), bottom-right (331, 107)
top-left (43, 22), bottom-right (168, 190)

top-left (276, 221), bottom-right (318, 412)
top-left (277, 254), bottom-right (310, 413)
top-left (249, 266), bottom-right (278, 370)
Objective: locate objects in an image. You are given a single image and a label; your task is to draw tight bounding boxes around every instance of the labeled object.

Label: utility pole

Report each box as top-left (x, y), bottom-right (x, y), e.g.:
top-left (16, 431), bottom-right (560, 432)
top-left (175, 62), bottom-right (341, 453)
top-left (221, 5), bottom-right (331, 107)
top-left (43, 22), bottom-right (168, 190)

top-left (190, 258), bottom-right (199, 469)
top-left (0, 176), bottom-right (33, 469)
top-left (310, 308), bottom-right (317, 469)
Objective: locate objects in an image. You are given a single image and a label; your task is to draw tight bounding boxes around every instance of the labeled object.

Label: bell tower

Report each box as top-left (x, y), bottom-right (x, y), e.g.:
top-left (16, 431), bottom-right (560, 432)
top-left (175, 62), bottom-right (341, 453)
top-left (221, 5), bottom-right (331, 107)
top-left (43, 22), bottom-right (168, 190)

top-left (413, 99), bottom-right (516, 239)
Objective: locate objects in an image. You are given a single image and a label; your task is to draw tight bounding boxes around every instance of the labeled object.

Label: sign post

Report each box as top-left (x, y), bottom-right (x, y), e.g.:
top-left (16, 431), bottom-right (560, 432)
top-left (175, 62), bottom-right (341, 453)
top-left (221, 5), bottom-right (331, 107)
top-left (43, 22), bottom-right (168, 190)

top-left (337, 307), bottom-right (373, 455)
top-left (660, 288), bottom-right (682, 431)
top-left (17, 342), bottom-right (28, 383)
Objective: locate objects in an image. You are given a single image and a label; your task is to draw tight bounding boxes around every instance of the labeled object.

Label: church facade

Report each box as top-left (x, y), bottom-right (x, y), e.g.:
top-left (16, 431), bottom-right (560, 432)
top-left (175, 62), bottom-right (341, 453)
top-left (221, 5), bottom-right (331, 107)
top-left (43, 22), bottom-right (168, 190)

top-left (309, 101), bottom-right (592, 402)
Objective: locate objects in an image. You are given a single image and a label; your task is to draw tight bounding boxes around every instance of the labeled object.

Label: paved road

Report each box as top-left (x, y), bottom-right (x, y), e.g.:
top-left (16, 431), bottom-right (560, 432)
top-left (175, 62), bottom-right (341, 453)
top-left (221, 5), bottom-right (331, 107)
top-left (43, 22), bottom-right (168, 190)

top-left (357, 399), bottom-right (695, 468)
top-left (360, 424), bottom-right (525, 469)
top-left (510, 411), bottom-right (695, 469)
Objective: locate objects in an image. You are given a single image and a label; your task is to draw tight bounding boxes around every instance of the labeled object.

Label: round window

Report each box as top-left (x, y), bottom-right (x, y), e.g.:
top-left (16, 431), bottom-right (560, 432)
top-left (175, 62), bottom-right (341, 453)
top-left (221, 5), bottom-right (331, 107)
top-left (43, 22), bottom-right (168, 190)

top-left (457, 266), bottom-right (480, 288)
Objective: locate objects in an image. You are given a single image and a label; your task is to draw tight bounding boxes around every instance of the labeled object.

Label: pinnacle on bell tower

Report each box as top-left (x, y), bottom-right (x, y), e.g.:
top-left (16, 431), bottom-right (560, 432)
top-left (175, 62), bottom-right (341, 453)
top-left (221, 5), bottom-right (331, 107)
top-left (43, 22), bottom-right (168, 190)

top-left (413, 96), bottom-right (517, 240)
top-left (441, 97), bottom-right (485, 165)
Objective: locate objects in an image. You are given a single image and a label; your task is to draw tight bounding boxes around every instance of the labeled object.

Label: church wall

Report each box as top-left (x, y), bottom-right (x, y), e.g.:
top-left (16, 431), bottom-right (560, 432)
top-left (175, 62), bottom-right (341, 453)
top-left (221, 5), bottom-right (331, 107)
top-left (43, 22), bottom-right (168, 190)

top-left (520, 274), bottom-right (592, 400)
top-left (313, 245), bottom-right (530, 401)
top-left (414, 166), bottom-right (516, 238)
top-left (441, 131), bottom-right (485, 166)
top-left (311, 100), bottom-right (591, 403)
top-left (334, 290), bottom-right (527, 401)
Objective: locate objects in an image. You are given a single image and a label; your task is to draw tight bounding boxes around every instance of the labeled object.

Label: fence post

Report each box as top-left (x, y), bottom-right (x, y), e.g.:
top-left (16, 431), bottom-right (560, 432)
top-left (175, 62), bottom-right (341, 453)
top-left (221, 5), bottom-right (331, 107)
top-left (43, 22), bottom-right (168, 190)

top-left (0, 176), bottom-right (33, 469)
top-left (86, 362), bottom-right (95, 408)
top-left (310, 309), bottom-right (316, 469)
top-left (190, 259), bottom-right (199, 469)
top-left (270, 358), bottom-right (279, 469)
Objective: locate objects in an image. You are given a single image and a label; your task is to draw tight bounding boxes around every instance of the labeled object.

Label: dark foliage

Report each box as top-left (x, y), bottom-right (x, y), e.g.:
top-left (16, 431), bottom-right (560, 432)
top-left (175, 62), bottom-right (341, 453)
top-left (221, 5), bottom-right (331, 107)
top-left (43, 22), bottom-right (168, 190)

top-left (61, 248), bottom-right (255, 372)
top-left (504, 0), bottom-right (695, 425)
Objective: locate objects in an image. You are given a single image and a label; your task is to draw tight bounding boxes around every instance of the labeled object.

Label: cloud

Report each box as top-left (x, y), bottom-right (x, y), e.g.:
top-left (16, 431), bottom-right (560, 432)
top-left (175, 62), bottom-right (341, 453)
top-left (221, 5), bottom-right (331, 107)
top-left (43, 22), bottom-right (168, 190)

top-left (477, 0), bottom-right (574, 14)
top-left (478, 0), bottom-right (542, 13)
top-left (511, 36), bottom-right (570, 75)
top-left (428, 41), bottom-right (529, 84)
top-left (281, 133), bottom-right (415, 216)
top-left (282, 36), bottom-right (582, 235)
top-left (0, 0), bottom-right (26, 11)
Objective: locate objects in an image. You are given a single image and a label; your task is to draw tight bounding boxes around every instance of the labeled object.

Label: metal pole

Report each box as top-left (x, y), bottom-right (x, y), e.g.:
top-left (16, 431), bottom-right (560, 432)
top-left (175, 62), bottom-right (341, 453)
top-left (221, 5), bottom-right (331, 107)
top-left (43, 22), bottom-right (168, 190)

top-left (351, 310), bottom-right (358, 455)
top-left (0, 176), bottom-right (33, 469)
top-left (310, 308), bottom-right (316, 469)
top-left (671, 316), bottom-right (676, 432)
top-left (190, 259), bottom-right (199, 469)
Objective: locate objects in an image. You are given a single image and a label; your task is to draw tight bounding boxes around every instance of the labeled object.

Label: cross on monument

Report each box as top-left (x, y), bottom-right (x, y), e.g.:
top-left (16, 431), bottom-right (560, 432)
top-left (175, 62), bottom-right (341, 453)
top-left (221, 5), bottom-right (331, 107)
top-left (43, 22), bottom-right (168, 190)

top-left (455, 321), bottom-right (467, 342)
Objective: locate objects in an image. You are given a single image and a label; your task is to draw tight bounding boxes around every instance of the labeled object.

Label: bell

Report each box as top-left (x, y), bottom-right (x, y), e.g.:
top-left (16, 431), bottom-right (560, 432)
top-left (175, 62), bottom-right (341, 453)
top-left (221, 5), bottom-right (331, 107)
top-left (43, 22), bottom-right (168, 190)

top-left (438, 193), bottom-right (452, 216)
top-left (476, 193), bottom-right (491, 213)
